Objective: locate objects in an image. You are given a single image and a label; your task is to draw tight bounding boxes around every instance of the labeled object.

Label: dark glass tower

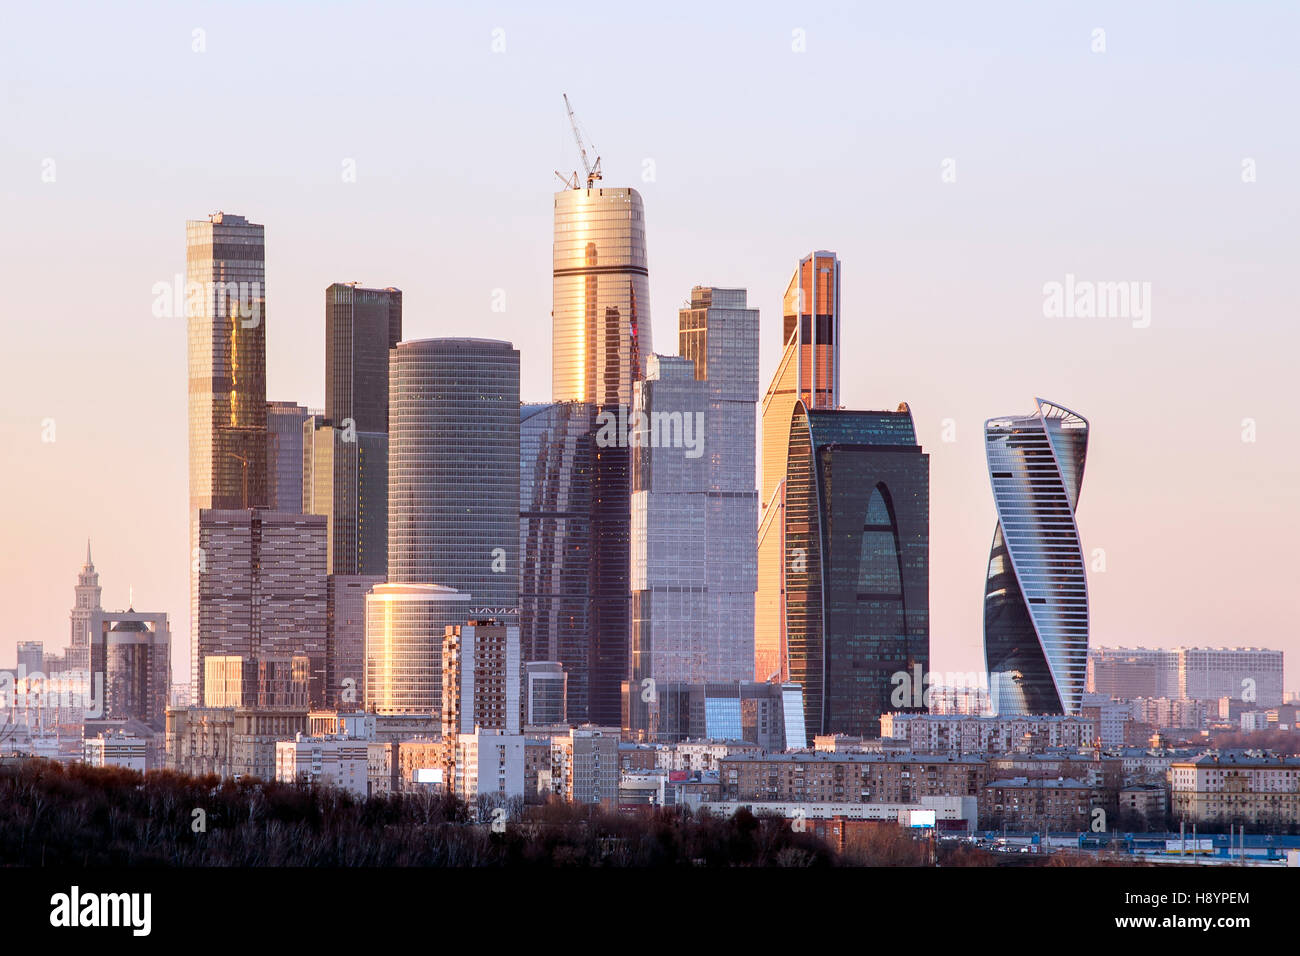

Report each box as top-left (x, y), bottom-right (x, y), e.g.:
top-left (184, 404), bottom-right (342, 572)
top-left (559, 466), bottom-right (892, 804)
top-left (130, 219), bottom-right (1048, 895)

top-left (519, 402), bottom-right (594, 722)
top-left (983, 398), bottom-right (1090, 716)
top-left (784, 401), bottom-right (930, 740)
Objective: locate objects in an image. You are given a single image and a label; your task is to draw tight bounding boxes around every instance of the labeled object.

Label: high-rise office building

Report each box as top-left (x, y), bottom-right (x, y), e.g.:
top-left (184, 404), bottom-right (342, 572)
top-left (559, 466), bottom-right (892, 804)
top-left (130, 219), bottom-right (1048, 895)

top-left (327, 573), bottom-right (384, 709)
top-left (983, 398), bottom-right (1090, 716)
top-left (364, 583), bottom-right (471, 716)
top-left (266, 401), bottom-right (309, 512)
top-left (627, 355), bottom-right (709, 735)
top-left (68, 540), bottom-right (102, 673)
top-left (386, 338), bottom-right (520, 610)
top-left (552, 184), bottom-right (652, 726)
top-left (366, 338), bottom-right (520, 719)
top-left (756, 252), bottom-right (840, 683)
top-left (192, 509), bottom-right (328, 706)
top-left (91, 608), bottom-right (171, 730)
top-left (784, 401), bottom-right (930, 739)
top-left (552, 186), bottom-right (652, 407)
top-left (186, 212), bottom-right (269, 692)
top-left (442, 620), bottom-right (523, 737)
top-left (304, 414), bottom-right (388, 576)
top-left (305, 283), bottom-right (403, 576)
top-left (519, 402), bottom-right (593, 721)
top-left (678, 286), bottom-right (759, 683)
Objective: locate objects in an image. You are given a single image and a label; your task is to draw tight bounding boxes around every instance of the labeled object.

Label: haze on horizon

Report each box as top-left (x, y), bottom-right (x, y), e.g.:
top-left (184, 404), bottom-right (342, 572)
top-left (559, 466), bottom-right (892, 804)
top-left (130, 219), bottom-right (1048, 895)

top-left (1, 1), bottom-right (1297, 689)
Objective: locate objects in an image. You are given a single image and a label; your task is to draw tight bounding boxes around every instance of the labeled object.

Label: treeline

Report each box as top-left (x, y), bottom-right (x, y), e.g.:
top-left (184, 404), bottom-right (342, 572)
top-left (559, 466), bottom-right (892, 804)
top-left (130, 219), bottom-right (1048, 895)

top-left (0, 760), bottom-right (841, 867)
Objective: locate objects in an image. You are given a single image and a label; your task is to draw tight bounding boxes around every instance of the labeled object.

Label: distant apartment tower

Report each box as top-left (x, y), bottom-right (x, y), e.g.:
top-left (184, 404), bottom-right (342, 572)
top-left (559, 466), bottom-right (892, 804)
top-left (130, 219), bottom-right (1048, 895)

top-left (1088, 648), bottom-right (1179, 699)
top-left (1178, 648), bottom-right (1283, 707)
top-left (525, 662), bottom-right (568, 726)
top-left (186, 212), bottom-right (269, 692)
top-left (441, 620), bottom-right (523, 737)
top-left (628, 354), bottom-right (709, 735)
top-left (678, 286), bottom-right (759, 682)
top-left (266, 401), bottom-right (309, 512)
top-left (784, 401), bottom-right (930, 740)
top-left (16, 641), bottom-right (43, 677)
top-left (983, 399), bottom-right (1090, 716)
top-left (203, 653), bottom-right (309, 709)
top-left (519, 402), bottom-right (593, 722)
top-left (192, 509), bottom-right (328, 706)
top-left (756, 252), bottom-right (840, 683)
top-left (552, 185), bottom-right (653, 727)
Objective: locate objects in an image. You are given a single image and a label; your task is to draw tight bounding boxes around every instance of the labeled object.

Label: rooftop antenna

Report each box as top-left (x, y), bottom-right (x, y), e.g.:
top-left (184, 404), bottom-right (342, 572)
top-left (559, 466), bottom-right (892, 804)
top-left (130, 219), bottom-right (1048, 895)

top-left (561, 93), bottom-right (602, 189)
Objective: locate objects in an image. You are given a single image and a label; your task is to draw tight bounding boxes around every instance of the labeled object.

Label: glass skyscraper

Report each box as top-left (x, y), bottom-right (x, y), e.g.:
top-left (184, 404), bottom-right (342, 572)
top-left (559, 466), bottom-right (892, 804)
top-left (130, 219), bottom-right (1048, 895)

top-left (186, 212), bottom-right (268, 700)
top-left (784, 401), bottom-right (930, 740)
top-left (552, 186), bottom-right (652, 407)
top-left (756, 252), bottom-right (840, 683)
top-left (386, 337), bottom-right (520, 609)
top-left (266, 401), bottom-right (308, 512)
top-left (552, 184), bottom-right (652, 726)
top-left (519, 402), bottom-right (594, 722)
top-left (983, 398), bottom-right (1090, 716)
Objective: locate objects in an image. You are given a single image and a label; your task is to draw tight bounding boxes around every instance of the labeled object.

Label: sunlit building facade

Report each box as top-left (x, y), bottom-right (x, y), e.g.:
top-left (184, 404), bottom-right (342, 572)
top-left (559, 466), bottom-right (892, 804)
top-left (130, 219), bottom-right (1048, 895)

top-left (756, 252), bottom-right (840, 683)
top-left (193, 509), bottom-right (328, 707)
top-left (678, 287), bottom-right (760, 685)
top-left (552, 186), bottom-right (652, 407)
top-left (365, 583), bottom-right (471, 716)
top-left (187, 212), bottom-right (269, 700)
top-left (983, 398), bottom-right (1090, 716)
top-left (784, 401), bottom-right (930, 740)
top-left (552, 185), bottom-right (652, 726)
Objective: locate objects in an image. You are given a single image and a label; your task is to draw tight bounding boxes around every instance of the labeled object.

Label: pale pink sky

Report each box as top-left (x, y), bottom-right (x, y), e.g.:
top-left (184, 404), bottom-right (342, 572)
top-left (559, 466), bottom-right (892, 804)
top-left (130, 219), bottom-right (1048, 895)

top-left (1, 2), bottom-right (1297, 688)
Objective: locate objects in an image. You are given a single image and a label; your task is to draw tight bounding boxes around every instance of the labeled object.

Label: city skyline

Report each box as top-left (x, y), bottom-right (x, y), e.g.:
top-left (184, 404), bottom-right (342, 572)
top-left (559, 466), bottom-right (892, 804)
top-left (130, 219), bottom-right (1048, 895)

top-left (4, 2), bottom-right (1298, 689)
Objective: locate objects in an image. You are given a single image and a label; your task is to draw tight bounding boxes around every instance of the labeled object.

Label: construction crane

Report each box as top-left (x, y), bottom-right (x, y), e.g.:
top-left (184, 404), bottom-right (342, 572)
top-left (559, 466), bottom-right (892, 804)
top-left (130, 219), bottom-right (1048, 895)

top-left (555, 92), bottom-right (602, 189)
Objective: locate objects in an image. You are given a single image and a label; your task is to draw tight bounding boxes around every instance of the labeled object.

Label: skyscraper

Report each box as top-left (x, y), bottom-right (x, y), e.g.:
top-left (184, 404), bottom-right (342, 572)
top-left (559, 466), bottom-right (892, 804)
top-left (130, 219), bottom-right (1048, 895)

top-left (442, 620), bottom-right (523, 737)
top-left (305, 283), bottom-right (402, 577)
top-left (386, 338), bottom-right (520, 609)
top-left (628, 354), bottom-right (709, 735)
top-left (983, 398), bottom-right (1090, 716)
top-left (91, 608), bottom-right (171, 730)
top-left (519, 402), bottom-right (594, 721)
top-left (68, 540), bottom-right (102, 673)
top-left (679, 286), bottom-right (759, 683)
top-left (756, 252), bottom-right (840, 683)
top-left (327, 573), bottom-right (384, 709)
top-left (784, 401), bottom-right (929, 740)
top-left (552, 186), bottom-right (652, 407)
top-left (192, 509), bottom-right (328, 706)
top-left (186, 212), bottom-right (268, 694)
top-left (366, 338), bottom-right (520, 719)
top-left (552, 184), bottom-right (652, 726)
top-left (266, 401), bottom-right (309, 512)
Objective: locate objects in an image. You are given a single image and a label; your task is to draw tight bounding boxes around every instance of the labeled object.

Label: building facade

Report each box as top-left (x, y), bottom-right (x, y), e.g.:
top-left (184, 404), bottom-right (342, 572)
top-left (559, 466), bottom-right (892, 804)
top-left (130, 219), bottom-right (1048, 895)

top-left (983, 398), bottom-right (1090, 716)
top-left (192, 509), bottom-right (328, 707)
top-left (519, 402), bottom-right (593, 721)
top-left (784, 402), bottom-right (930, 740)
top-left (756, 252), bottom-right (840, 684)
top-left (266, 401), bottom-right (309, 512)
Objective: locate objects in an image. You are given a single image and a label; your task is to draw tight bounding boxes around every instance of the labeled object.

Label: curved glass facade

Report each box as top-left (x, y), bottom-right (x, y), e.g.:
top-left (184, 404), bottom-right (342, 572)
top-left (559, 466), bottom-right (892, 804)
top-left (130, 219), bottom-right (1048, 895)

top-left (519, 401), bottom-right (594, 722)
top-left (386, 338), bottom-right (520, 615)
top-left (983, 398), bottom-right (1090, 716)
top-left (784, 401), bottom-right (929, 740)
top-left (552, 186), bottom-right (651, 407)
top-left (364, 583), bottom-right (471, 715)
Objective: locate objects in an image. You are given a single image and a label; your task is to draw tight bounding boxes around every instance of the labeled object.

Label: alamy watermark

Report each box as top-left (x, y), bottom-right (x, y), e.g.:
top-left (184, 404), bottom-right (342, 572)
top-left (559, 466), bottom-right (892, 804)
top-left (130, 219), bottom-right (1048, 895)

top-left (594, 405), bottom-right (705, 459)
top-left (1042, 273), bottom-right (1151, 328)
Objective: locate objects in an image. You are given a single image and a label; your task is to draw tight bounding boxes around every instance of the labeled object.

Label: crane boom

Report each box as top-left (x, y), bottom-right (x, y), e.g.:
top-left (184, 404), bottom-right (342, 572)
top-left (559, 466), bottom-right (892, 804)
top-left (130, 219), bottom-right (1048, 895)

top-left (562, 93), bottom-right (602, 188)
